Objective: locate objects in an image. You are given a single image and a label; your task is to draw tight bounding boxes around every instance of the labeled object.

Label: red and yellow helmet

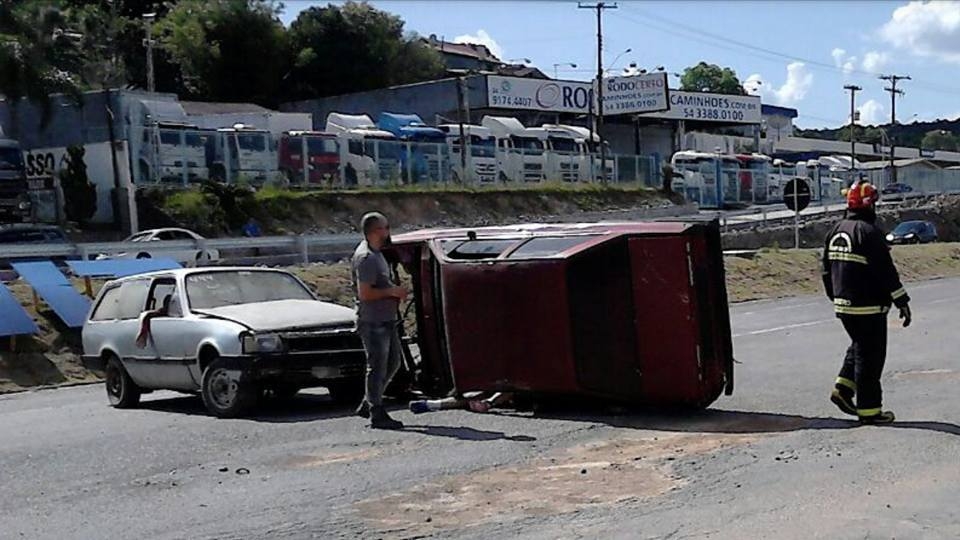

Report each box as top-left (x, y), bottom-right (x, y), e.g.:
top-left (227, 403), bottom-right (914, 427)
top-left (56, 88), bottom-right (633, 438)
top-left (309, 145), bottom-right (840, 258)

top-left (842, 181), bottom-right (879, 210)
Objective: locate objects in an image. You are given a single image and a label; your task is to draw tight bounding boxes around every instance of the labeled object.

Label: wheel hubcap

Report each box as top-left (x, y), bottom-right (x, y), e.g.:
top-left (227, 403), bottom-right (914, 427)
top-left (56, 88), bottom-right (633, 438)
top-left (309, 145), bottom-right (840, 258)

top-left (209, 369), bottom-right (238, 408)
top-left (106, 366), bottom-right (122, 396)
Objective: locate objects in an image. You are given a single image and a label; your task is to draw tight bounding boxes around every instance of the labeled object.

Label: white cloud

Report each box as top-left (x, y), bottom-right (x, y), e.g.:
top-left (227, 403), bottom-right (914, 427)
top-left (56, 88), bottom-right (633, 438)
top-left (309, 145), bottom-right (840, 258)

top-left (862, 51), bottom-right (890, 73)
top-left (880, 1), bottom-right (960, 63)
top-left (453, 29), bottom-right (504, 61)
top-left (831, 48), bottom-right (847, 66)
top-left (830, 47), bottom-right (857, 74)
top-left (746, 62), bottom-right (814, 106)
top-left (858, 99), bottom-right (886, 125)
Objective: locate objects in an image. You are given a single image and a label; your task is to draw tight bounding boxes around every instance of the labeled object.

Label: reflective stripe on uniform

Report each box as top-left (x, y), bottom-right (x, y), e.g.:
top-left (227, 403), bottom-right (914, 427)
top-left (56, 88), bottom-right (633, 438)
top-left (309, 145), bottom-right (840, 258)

top-left (833, 301), bottom-right (889, 315)
top-left (891, 287), bottom-right (908, 300)
top-left (858, 407), bottom-right (882, 417)
top-left (835, 377), bottom-right (856, 391)
top-left (828, 251), bottom-right (869, 264)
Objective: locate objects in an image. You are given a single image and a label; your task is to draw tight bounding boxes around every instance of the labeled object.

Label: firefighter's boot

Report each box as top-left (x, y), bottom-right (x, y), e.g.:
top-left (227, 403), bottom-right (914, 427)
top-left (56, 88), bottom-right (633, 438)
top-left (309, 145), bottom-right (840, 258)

top-left (830, 379), bottom-right (857, 417)
top-left (859, 410), bottom-right (896, 425)
top-left (370, 406), bottom-right (404, 430)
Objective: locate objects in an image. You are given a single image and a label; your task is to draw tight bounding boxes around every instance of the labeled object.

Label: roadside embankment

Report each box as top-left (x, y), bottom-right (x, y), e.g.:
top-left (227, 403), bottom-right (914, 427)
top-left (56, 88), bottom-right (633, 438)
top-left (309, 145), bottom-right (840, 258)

top-left (140, 183), bottom-right (684, 237)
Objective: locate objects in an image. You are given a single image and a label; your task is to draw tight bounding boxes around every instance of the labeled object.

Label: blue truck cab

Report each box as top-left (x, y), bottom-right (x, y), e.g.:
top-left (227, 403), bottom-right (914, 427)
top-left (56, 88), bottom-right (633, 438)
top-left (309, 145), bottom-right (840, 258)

top-left (376, 113), bottom-right (448, 183)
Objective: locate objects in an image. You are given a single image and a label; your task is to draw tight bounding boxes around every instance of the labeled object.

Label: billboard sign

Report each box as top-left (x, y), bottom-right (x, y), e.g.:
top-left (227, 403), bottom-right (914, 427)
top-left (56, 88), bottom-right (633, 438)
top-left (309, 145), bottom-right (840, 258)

top-left (639, 91), bottom-right (761, 124)
top-left (486, 76), bottom-right (593, 114)
top-left (602, 73), bottom-right (670, 115)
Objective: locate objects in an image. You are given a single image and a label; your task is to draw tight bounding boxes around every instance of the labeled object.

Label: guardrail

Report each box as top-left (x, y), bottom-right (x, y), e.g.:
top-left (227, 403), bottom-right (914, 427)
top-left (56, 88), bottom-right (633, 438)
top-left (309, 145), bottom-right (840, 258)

top-left (0, 233), bottom-right (363, 265)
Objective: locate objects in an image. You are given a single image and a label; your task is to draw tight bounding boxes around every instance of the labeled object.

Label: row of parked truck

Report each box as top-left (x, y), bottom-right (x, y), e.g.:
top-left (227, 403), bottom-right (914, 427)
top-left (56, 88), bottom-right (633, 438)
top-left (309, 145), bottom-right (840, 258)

top-left (139, 112), bottom-right (615, 186)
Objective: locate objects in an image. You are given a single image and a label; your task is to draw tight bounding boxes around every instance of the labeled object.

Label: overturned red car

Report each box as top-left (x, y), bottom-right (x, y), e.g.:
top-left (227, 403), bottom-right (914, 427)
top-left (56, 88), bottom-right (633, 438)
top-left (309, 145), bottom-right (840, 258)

top-left (385, 219), bottom-right (735, 409)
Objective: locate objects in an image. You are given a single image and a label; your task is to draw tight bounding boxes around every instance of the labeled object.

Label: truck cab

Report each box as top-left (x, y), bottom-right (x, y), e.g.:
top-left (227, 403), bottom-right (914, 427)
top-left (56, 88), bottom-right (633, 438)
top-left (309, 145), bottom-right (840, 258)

top-left (436, 124), bottom-right (497, 183)
top-left (376, 113), bottom-right (448, 184)
top-left (528, 126), bottom-right (582, 182)
top-left (277, 131), bottom-right (340, 185)
top-left (208, 124), bottom-right (275, 184)
top-left (133, 100), bottom-right (209, 184)
top-left (480, 116), bottom-right (547, 183)
top-left (544, 124), bottom-right (615, 182)
top-left (325, 113), bottom-right (399, 185)
top-left (0, 135), bottom-right (31, 223)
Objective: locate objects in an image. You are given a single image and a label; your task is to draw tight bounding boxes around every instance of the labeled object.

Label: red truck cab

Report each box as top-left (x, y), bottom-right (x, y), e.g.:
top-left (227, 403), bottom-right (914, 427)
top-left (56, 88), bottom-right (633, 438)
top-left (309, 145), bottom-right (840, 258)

top-left (278, 131), bottom-right (340, 185)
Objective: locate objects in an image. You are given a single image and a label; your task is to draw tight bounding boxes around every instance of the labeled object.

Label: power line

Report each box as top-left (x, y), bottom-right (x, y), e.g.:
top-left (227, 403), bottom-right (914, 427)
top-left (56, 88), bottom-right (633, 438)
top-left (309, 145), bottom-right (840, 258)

top-left (613, 5), bottom-right (960, 97)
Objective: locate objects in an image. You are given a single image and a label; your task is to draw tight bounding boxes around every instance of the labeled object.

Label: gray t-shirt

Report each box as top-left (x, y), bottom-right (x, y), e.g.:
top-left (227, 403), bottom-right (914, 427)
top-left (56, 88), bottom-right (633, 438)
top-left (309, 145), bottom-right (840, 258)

top-left (352, 240), bottom-right (398, 322)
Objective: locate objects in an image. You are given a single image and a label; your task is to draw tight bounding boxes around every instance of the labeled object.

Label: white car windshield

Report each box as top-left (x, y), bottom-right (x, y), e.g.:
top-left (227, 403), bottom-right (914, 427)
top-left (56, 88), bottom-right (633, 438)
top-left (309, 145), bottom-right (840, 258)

top-left (186, 271), bottom-right (314, 309)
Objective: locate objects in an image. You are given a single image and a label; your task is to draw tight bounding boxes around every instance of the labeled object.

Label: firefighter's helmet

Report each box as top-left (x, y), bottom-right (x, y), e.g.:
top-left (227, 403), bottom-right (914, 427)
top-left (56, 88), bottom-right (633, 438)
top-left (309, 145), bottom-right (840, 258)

top-left (842, 181), bottom-right (879, 210)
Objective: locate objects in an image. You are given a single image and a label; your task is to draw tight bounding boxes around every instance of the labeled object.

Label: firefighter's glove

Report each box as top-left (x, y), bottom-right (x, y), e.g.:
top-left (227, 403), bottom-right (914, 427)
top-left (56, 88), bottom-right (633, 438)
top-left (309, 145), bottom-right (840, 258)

top-left (898, 305), bottom-right (912, 328)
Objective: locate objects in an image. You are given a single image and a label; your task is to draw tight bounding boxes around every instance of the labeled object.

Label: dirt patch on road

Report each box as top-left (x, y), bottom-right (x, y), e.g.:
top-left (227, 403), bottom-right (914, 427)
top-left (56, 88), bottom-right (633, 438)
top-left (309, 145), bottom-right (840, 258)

top-left (355, 433), bottom-right (755, 536)
top-left (283, 448), bottom-right (383, 469)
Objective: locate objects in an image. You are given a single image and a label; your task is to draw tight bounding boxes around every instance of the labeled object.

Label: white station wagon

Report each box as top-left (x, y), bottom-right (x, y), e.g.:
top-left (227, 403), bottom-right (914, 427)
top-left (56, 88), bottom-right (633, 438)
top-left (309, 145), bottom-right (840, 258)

top-left (81, 267), bottom-right (366, 417)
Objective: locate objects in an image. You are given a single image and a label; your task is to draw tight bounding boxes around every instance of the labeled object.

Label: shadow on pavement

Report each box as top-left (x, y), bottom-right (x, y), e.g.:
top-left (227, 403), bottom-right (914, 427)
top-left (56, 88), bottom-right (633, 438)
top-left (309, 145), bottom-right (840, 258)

top-left (506, 404), bottom-right (960, 438)
top-left (403, 424), bottom-right (537, 442)
top-left (137, 392), bottom-right (385, 423)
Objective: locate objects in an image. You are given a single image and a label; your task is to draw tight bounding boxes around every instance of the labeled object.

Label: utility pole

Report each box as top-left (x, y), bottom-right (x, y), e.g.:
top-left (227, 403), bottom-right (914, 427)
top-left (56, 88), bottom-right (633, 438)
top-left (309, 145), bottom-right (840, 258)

top-left (579, 2), bottom-right (617, 182)
top-left (143, 13), bottom-right (157, 92)
top-left (843, 84), bottom-right (861, 172)
top-left (880, 74), bottom-right (910, 184)
top-left (456, 76), bottom-right (468, 183)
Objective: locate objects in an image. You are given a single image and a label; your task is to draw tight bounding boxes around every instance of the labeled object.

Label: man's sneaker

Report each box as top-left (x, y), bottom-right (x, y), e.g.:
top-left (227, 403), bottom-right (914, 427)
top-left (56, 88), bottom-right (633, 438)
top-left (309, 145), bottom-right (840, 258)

top-left (370, 406), bottom-right (404, 430)
top-left (858, 410), bottom-right (896, 425)
top-left (355, 400), bottom-right (370, 419)
top-left (830, 389), bottom-right (857, 417)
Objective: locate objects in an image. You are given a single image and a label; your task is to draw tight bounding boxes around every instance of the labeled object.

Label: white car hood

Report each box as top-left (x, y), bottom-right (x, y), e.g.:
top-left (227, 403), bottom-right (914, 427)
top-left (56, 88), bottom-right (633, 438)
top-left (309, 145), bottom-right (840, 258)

top-left (196, 299), bottom-right (356, 332)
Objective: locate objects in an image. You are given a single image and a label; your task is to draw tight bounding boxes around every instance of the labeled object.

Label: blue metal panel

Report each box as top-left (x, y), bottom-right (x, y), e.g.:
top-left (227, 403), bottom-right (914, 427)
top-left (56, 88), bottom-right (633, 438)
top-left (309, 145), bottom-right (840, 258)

top-left (0, 282), bottom-right (38, 336)
top-left (67, 258), bottom-right (181, 279)
top-left (11, 262), bottom-right (91, 329)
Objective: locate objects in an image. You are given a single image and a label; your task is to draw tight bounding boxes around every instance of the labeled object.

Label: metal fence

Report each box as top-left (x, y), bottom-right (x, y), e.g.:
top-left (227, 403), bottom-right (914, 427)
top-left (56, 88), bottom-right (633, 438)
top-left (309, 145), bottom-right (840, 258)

top-left (125, 126), bottom-right (660, 188)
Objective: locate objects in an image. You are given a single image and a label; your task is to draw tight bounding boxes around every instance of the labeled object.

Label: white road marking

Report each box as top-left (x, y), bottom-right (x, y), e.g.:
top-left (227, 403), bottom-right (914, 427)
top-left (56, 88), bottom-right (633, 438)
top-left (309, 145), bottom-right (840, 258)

top-left (738, 301), bottom-right (823, 316)
top-left (733, 319), bottom-right (835, 338)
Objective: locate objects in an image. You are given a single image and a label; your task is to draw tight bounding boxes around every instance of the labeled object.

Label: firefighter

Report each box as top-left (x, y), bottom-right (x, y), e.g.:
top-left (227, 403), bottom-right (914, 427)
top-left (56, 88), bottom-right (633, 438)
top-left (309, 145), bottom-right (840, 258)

top-left (821, 180), bottom-right (911, 425)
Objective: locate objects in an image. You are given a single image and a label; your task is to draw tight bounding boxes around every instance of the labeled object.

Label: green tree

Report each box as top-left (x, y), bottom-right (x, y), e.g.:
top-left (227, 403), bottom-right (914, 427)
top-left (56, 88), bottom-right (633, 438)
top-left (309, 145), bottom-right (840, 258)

top-left (285, 1), bottom-right (444, 100)
top-left (59, 145), bottom-right (98, 226)
top-left (921, 130), bottom-right (958, 151)
top-left (837, 125), bottom-right (885, 144)
top-left (156, 0), bottom-right (288, 106)
top-left (679, 62), bottom-right (746, 95)
top-left (0, 1), bottom-right (83, 126)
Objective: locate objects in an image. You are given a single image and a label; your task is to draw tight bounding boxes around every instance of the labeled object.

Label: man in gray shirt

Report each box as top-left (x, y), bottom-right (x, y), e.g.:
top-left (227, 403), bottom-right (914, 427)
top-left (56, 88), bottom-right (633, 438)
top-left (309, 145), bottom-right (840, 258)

top-left (352, 212), bottom-right (408, 430)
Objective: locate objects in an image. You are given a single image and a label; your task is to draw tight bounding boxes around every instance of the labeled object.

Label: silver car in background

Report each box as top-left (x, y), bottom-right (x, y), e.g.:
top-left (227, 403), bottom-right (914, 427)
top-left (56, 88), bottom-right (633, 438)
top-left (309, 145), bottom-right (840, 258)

top-left (81, 267), bottom-right (366, 417)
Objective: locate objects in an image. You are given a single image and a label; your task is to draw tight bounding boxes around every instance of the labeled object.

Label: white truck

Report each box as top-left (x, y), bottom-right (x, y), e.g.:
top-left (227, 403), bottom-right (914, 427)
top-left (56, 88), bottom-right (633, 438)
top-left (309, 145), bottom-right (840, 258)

top-left (325, 113), bottom-right (400, 185)
top-left (207, 124), bottom-right (276, 184)
top-left (526, 126), bottom-right (582, 182)
top-left (436, 124), bottom-right (498, 183)
top-left (132, 100), bottom-right (209, 184)
top-left (479, 116), bottom-right (547, 183)
top-left (543, 124), bottom-right (615, 182)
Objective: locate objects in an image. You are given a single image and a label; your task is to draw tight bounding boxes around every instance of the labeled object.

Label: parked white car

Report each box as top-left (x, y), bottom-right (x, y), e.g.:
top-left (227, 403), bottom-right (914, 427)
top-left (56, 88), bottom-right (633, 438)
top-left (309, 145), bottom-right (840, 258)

top-left (81, 267), bottom-right (368, 417)
top-left (98, 228), bottom-right (220, 266)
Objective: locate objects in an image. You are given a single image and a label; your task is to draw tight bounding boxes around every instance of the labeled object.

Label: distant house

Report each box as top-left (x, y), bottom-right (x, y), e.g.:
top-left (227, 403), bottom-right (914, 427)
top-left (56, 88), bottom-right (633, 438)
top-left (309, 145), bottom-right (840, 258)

top-left (425, 34), bottom-right (501, 72)
top-left (423, 34), bottom-right (548, 79)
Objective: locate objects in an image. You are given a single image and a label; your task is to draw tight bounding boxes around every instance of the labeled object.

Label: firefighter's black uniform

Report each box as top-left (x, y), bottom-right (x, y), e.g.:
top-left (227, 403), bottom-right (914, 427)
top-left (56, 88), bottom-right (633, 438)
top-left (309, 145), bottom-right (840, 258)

top-left (821, 208), bottom-right (910, 417)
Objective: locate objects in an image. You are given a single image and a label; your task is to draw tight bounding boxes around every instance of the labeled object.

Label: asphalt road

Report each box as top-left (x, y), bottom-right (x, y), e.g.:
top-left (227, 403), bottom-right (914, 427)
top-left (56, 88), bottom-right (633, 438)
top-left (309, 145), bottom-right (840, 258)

top-left (3, 279), bottom-right (960, 539)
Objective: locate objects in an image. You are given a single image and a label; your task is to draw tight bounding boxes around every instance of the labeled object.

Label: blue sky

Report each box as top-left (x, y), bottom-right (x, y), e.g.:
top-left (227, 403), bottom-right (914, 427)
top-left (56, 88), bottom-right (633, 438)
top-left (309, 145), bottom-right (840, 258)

top-left (278, 1), bottom-right (960, 129)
